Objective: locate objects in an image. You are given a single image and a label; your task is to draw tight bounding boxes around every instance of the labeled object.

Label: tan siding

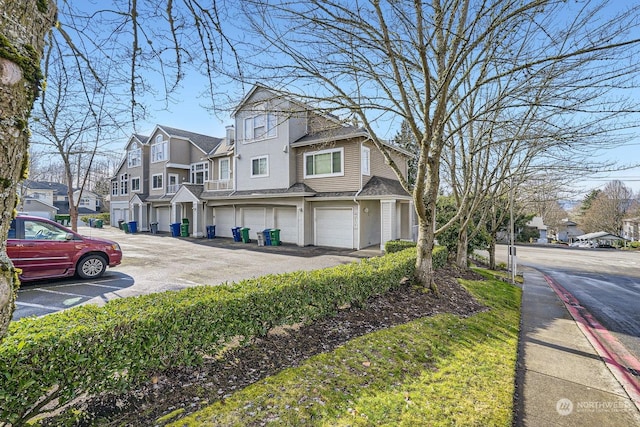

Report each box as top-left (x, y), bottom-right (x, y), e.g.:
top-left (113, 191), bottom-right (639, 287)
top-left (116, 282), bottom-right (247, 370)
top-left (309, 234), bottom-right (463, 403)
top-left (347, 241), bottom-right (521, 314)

top-left (295, 140), bottom-right (361, 192)
top-left (169, 138), bottom-right (190, 164)
top-left (368, 143), bottom-right (408, 181)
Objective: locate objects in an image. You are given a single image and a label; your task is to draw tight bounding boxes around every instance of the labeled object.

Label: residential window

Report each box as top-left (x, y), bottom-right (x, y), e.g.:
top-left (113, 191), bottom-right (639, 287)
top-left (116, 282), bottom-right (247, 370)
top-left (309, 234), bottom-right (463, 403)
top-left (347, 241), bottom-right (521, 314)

top-left (119, 173), bottom-right (128, 195)
top-left (190, 162), bottom-right (209, 184)
top-left (251, 156), bottom-right (269, 177)
top-left (111, 182), bottom-right (118, 196)
top-left (151, 135), bottom-right (168, 162)
top-left (79, 197), bottom-right (90, 206)
top-left (304, 148), bottom-right (343, 178)
top-left (152, 173), bottom-right (163, 190)
top-left (243, 103), bottom-right (277, 142)
top-left (361, 146), bottom-right (370, 176)
top-left (131, 177), bottom-right (141, 192)
top-left (219, 158), bottom-right (230, 180)
top-left (127, 147), bottom-right (141, 167)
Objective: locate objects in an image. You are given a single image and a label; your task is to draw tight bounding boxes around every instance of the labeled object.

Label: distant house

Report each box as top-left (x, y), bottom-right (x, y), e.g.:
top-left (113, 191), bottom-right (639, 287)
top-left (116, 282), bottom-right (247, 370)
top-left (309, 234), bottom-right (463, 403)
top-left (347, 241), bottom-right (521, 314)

top-left (525, 216), bottom-right (547, 243)
top-left (622, 217), bottom-right (640, 241)
top-left (556, 218), bottom-right (583, 243)
top-left (20, 197), bottom-right (58, 219)
top-left (19, 180), bottom-right (68, 206)
top-left (72, 189), bottom-right (103, 213)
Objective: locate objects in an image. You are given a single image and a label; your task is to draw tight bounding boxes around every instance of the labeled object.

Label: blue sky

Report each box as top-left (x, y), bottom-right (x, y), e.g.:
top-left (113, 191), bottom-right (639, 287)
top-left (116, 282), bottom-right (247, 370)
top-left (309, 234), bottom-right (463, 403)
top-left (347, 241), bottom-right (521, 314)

top-left (71, 1), bottom-right (640, 199)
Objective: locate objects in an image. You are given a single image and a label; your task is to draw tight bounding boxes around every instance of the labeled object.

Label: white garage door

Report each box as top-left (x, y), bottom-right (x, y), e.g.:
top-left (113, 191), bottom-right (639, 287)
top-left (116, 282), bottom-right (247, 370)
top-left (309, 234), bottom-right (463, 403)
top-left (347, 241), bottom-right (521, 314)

top-left (214, 207), bottom-right (236, 238)
top-left (315, 208), bottom-right (354, 249)
top-left (274, 207), bottom-right (298, 244)
top-left (156, 207), bottom-right (171, 232)
top-left (242, 208), bottom-right (266, 239)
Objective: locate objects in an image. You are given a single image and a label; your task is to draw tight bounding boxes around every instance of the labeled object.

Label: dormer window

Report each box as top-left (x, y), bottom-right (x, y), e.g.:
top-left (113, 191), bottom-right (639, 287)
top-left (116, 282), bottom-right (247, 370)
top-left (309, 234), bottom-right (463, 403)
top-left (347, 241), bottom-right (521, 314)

top-left (152, 135), bottom-right (168, 162)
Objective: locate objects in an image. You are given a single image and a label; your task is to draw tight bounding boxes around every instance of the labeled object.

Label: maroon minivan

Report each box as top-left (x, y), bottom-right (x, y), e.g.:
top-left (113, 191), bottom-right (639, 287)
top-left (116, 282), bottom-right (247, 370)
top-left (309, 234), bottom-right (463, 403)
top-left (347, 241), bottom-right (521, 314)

top-left (7, 215), bottom-right (122, 282)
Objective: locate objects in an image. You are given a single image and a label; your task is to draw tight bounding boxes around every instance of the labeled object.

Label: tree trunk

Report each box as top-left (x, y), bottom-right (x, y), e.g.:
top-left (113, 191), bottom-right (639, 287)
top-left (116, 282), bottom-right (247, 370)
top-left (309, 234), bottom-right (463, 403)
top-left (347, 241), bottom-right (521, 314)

top-left (415, 221), bottom-right (438, 294)
top-left (488, 236), bottom-right (497, 270)
top-left (455, 227), bottom-right (469, 269)
top-left (0, 0), bottom-right (57, 340)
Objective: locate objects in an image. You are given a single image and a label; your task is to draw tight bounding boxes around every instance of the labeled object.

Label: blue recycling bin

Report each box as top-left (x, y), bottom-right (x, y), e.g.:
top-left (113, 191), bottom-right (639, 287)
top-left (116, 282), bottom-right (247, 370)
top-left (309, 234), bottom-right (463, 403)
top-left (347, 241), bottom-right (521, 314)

top-left (170, 222), bottom-right (181, 237)
top-left (263, 229), bottom-right (272, 246)
top-left (128, 221), bottom-right (138, 233)
top-left (206, 225), bottom-right (216, 239)
top-left (232, 226), bottom-right (242, 242)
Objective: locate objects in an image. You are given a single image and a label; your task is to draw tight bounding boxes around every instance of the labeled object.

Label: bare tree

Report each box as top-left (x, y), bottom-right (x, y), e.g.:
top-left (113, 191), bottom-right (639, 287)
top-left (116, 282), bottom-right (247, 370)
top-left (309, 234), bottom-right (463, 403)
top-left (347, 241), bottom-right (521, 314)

top-left (29, 29), bottom-right (129, 231)
top-left (236, 0), bottom-right (640, 290)
top-left (0, 0), bottom-right (57, 340)
top-left (580, 180), bottom-right (635, 234)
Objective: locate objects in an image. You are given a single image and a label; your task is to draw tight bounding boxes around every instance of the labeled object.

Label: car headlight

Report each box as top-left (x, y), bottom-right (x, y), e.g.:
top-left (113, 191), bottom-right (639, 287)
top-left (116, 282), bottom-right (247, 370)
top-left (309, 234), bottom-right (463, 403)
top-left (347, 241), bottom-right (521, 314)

top-left (111, 243), bottom-right (121, 251)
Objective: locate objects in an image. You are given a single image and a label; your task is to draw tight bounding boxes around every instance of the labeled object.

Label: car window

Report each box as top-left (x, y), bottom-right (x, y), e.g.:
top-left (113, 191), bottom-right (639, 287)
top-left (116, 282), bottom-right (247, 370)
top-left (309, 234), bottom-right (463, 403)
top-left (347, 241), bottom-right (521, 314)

top-left (8, 220), bottom-right (16, 239)
top-left (25, 219), bottom-right (70, 241)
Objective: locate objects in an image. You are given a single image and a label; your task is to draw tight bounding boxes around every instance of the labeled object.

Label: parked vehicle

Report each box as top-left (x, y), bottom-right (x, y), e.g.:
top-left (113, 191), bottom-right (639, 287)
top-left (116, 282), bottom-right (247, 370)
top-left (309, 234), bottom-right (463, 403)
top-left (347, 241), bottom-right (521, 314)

top-left (7, 215), bottom-right (122, 281)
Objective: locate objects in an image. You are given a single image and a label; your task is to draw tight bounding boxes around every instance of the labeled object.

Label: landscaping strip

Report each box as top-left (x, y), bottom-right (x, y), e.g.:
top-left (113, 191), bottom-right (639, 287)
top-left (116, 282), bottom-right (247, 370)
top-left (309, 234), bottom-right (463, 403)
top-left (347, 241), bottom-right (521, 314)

top-left (171, 272), bottom-right (521, 426)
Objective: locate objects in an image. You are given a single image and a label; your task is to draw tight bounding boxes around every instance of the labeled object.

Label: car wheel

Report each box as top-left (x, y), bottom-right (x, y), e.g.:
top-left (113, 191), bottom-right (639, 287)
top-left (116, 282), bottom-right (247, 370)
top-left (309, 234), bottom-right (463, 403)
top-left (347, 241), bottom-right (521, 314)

top-left (77, 254), bottom-right (107, 279)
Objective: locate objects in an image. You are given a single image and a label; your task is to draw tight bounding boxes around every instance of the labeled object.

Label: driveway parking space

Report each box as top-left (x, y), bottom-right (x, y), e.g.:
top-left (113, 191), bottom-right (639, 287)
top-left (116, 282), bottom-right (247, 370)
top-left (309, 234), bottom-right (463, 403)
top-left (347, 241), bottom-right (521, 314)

top-left (14, 225), bottom-right (381, 320)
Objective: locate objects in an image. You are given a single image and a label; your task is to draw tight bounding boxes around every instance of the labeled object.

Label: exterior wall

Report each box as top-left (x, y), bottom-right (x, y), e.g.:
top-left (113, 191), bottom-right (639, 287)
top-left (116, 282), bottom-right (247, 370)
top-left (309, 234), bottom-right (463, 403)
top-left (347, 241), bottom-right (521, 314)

top-left (295, 140), bottom-right (361, 192)
top-left (303, 200), bottom-right (358, 247)
top-left (364, 142), bottom-right (408, 185)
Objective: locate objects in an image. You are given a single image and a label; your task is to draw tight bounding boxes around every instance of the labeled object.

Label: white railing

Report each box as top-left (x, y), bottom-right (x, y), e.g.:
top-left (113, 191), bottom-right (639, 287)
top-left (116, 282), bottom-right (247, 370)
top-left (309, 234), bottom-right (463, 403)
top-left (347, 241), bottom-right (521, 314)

top-left (167, 184), bottom-right (180, 194)
top-left (206, 180), bottom-right (233, 191)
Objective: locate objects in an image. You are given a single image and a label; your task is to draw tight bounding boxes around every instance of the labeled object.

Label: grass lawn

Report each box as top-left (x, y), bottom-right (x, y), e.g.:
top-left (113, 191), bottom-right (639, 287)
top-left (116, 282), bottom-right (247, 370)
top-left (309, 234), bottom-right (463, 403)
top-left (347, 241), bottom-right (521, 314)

top-left (168, 271), bottom-right (521, 426)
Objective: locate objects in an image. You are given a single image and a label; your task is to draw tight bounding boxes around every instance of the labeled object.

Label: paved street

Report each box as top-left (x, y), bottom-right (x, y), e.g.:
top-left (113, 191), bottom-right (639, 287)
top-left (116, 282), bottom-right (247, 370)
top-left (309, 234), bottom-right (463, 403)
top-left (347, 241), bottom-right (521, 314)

top-left (489, 244), bottom-right (640, 363)
top-left (13, 225), bottom-right (378, 320)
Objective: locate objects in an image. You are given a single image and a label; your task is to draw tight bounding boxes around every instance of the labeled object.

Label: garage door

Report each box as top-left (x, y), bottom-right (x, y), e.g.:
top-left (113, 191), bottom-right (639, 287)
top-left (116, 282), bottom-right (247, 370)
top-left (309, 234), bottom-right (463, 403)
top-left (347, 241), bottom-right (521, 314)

top-left (156, 207), bottom-right (171, 232)
top-left (242, 208), bottom-right (266, 240)
top-left (315, 208), bottom-right (354, 249)
top-left (274, 207), bottom-right (298, 244)
top-left (214, 207), bottom-right (235, 238)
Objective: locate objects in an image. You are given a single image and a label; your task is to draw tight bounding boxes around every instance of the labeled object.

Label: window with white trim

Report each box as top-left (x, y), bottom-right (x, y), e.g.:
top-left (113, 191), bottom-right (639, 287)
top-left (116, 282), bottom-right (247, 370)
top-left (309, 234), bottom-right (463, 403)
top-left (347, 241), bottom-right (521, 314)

top-left (151, 135), bottom-right (168, 162)
top-left (219, 158), bottom-right (230, 180)
top-left (190, 162), bottom-right (209, 184)
top-left (119, 173), bottom-right (128, 195)
top-left (251, 155), bottom-right (269, 177)
top-left (167, 174), bottom-right (179, 193)
top-left (127, 147), bottom-right (141, 167)
top-left (304, 148), bottom-right (344, 178)
top-left (79, 197), bottom-right (90, 206)
top-left (152, 173), bottom-right (163, 190)
top-left (361, 146), bottom-right (370, 176)
top-left (111, 182), bottom-right (118, 196)
top-left (131, 177), bottom-right (141, 192)
top-left (243, 103), bottom-right (277, 142)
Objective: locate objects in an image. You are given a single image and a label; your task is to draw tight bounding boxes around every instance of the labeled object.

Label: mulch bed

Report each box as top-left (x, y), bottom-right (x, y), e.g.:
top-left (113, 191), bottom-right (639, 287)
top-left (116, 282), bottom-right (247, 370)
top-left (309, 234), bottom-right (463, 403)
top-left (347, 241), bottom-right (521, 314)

top-left (47, 266), bottom-right (487, 426)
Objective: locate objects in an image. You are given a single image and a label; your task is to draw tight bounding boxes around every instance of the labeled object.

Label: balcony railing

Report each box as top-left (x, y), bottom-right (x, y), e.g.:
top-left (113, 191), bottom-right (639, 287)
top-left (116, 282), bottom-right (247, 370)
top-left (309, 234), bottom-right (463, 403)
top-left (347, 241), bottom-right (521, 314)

top-left (167, 184), bottom-right (180, 194)
top-left (205, 179), bottom-right (233, 191)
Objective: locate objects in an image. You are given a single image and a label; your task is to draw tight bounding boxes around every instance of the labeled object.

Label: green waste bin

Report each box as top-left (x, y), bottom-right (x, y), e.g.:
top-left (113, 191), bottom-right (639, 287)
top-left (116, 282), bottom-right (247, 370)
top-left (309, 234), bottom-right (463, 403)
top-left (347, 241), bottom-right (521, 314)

top-left (95, 219), bottom-right (103, 228)
top-left (122, 222), bottom-right (130, 233)
top-left (182, 218), bottom-right (189, 224)
top-left (269, 228), bottom-right (281, 246)
top-left (180, 223), bottom-right (189, 237)
top-left (241, 227), bottom-right (251, 243)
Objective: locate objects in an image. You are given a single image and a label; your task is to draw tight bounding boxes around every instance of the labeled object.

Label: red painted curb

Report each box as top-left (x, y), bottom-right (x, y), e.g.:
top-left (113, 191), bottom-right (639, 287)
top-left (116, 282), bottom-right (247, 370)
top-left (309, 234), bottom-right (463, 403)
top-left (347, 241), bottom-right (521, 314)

top-left (543, 274), bottom-right (640, 410)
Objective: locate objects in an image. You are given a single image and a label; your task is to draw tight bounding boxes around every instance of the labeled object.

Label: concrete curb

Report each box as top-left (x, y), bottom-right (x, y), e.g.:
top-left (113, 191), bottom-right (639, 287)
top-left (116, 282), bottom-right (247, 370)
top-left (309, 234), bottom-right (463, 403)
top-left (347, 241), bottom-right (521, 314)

top-left (544, 274), bottom-right (640, 411)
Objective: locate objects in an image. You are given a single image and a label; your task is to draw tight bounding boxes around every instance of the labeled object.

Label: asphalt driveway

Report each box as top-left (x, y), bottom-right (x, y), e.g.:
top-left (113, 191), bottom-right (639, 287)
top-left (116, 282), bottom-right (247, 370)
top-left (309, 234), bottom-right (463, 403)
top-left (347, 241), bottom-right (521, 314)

top-left (13, 225), bottom-right (381, 320)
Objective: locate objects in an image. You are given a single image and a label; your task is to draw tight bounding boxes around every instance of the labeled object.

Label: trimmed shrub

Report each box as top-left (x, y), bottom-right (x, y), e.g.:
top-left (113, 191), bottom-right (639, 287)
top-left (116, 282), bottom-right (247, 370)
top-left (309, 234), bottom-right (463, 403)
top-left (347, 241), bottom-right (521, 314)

top-left (384, 240), bottom-right (416, 253)
top-left (1, 248), bottom-right (433, 424)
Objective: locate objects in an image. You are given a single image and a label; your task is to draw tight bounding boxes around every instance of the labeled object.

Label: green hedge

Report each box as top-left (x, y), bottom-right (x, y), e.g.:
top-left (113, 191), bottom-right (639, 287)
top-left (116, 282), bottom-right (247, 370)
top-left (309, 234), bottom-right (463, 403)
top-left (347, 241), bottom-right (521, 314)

top-left (0, 247), bottom-right (447, 424)
top-left (384, 240), bottom-right (416, 253)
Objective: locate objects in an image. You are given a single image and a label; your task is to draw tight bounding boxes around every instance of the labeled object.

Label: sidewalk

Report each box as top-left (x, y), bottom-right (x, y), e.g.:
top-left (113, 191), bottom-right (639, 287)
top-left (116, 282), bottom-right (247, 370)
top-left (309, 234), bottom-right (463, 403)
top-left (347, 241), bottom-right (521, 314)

top-left (516, 269), bottom-right (640, 426)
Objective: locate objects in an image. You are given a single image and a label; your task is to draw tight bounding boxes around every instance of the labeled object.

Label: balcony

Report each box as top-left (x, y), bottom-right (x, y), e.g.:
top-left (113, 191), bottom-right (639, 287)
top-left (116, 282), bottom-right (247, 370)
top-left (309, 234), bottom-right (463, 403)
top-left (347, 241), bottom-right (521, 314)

top-left (205, 180), bottom-right (233, 191)
top-left (167, 184), bottom-right (180, 194)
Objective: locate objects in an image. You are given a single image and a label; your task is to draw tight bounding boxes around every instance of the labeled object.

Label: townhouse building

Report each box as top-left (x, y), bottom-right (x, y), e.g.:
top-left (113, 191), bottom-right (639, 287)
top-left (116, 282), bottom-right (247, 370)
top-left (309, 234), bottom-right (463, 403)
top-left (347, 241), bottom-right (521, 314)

top-left (110, 84), bottom-right (415, 249)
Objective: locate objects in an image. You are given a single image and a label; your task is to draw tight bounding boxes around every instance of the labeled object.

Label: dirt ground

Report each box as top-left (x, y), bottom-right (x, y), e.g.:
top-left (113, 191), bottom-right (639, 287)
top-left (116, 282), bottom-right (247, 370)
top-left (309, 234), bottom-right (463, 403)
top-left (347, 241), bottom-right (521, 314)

top-left (45, 266), bottom-right (487, 426)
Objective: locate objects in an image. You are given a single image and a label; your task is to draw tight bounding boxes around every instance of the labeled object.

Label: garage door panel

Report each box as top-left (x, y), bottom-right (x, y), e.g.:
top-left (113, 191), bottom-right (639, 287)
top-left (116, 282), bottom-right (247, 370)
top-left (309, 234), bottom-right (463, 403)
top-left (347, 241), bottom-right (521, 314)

top-left (315, 208), bottom-right (354, 249)
top-left (242, 208), bottom-right (266, 240)
top-left (275, 208), bottom-right (298, 244)
top-left (215, 207), bottom-right (235, 238)
top-left (156, 207), bottom-right (170, 232)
